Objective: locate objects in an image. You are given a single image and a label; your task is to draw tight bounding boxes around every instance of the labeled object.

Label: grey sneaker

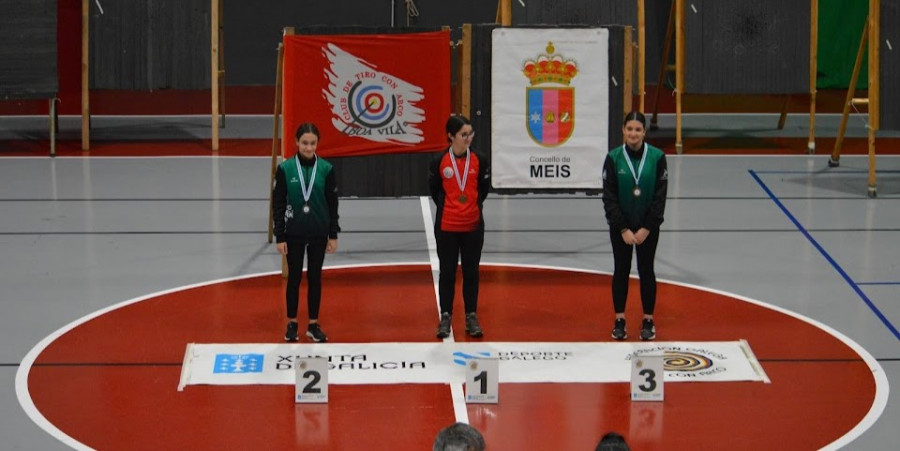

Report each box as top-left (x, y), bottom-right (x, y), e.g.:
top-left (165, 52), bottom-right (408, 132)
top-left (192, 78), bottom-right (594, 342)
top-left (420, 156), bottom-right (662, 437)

top-left (640, 318), bottom-right (656, 341)
top-left (436, 312), bottom-right (451, 338)
top-left (306, 323), bottom-right (328, 343)
top-left (611, 318), bottom-right (627, 340)
top-left (465, 313), bottom-right (484, 338)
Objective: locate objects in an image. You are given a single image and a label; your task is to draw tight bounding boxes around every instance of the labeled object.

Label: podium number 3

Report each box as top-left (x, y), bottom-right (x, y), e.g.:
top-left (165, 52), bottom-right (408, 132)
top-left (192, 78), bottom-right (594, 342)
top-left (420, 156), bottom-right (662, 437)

top-left (638, 369), bottom-right (657, 392)
top-left (301, 370), bottom-right (322, 394)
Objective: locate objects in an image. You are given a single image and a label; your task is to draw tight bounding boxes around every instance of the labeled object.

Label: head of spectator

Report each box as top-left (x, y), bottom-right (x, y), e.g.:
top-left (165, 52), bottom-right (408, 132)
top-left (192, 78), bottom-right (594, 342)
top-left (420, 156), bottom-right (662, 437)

top-left (433, 422), bottom-right (486, 451)
top-left (595, 431), bottom-right (630, 451)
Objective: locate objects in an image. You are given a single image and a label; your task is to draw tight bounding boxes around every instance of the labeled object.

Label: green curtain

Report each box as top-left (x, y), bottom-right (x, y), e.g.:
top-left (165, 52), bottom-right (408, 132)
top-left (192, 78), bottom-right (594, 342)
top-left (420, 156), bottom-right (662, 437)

top-left (817, 0), bottom-right (868, 89)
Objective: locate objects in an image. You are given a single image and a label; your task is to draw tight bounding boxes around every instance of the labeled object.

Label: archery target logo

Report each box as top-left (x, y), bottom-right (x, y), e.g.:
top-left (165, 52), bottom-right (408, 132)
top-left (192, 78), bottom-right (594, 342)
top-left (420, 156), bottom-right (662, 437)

top-left (663, 351), bottom-right (714, 372)
top-left (322, 43), bottom-right (426, 145)
top-left (348, 83), bottom-right (395, 128)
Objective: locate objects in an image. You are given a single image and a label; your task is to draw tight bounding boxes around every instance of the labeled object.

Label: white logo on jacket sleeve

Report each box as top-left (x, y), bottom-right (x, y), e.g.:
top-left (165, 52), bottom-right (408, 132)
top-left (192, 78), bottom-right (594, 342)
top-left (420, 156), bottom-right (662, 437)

top-left (322, 44), bottom-right (426, 145)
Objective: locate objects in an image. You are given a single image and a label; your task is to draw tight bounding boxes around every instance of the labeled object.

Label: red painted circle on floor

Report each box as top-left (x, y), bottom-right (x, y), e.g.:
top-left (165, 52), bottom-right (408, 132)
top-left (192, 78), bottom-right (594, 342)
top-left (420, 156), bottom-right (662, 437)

top-left (23, 264), bottom-right (879, 450)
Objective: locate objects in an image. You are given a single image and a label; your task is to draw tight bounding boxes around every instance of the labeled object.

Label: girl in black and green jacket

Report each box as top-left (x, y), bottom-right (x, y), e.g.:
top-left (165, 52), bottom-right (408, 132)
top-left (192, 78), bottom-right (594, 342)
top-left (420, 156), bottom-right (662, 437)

top-left (273, 123), bottom-right (340, 343)
top-left (602, 111), bottom-right (667, 342)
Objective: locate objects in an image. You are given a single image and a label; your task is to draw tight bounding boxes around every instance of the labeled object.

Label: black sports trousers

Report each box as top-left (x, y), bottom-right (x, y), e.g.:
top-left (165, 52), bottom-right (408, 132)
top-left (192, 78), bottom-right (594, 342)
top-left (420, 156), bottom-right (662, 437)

top-left (435, 228), bottom-right (484, 316)
top-left (285, 235), bottom-right (327, 320)
top-left (609, 227), bottom-right (660, 315)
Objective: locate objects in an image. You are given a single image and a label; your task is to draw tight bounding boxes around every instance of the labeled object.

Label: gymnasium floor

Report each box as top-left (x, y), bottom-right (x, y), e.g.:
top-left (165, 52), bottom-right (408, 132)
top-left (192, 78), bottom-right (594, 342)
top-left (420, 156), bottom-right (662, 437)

top-left (1, 113), bottom-right (898, 449)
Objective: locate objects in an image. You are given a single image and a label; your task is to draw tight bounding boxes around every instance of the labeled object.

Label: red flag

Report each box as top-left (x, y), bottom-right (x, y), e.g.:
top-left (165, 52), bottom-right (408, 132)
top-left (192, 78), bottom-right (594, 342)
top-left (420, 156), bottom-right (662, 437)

top-left (282, 31), bottom-right (451, 158)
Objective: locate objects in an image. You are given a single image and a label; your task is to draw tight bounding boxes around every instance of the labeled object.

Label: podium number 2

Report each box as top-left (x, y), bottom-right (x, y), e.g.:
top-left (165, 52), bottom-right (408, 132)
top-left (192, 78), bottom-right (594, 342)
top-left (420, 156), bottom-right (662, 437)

top-left (473, 370), bottom-right (488, 394)
top-left (638, 369), bottom-right (657, 392)
top-left (301, 370), bottom-right (322, 394)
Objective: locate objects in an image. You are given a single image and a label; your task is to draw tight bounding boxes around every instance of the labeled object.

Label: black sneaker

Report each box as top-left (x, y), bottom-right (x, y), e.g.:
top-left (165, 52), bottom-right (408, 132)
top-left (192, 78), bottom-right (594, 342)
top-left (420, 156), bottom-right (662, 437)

top-left (284, 321), bottom-right (299, 342)
top-left (611, 318), bottom-right (627, 340)
top-left (436, 312), bottom-right (451, 338)
top-left (306, 323), bottom-right (328, 343)
top-left (465, 313), bottom-right (484, 338)
top-left (640, 318), bottom-right (656, 341)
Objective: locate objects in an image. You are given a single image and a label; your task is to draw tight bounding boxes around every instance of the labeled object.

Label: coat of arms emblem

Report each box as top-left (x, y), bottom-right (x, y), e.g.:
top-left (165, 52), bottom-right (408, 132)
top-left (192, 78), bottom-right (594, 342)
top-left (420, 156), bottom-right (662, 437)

top-left (523, 42), bottom-right (578, 147)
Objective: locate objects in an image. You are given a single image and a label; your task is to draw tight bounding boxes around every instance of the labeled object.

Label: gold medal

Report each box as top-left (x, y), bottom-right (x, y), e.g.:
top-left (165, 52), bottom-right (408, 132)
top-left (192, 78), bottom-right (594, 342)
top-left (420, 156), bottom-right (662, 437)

top-left (458, 194), bottom-right (468, 203)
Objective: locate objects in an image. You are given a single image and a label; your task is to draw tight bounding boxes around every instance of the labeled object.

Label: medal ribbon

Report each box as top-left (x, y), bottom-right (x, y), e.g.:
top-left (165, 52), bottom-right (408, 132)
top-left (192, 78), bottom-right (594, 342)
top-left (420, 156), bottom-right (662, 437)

top-left (623, 143), bottom-right (648, 190)
top-left (295, 155), bottom-right (318, 204)
top-left (449, 147), bottom-right (470, 196)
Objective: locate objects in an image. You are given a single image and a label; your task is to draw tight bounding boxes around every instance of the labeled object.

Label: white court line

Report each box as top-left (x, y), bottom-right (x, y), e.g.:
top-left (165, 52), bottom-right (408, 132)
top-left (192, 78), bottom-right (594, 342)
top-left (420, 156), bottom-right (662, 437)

top-left (17, 262), bottom-right (887, 448)
top-left (420, 196), bottom-right (469, 424)
top-left (419, 196), bottom-right (443, 320)
top-left (177, 343), bottom-right (195, 392)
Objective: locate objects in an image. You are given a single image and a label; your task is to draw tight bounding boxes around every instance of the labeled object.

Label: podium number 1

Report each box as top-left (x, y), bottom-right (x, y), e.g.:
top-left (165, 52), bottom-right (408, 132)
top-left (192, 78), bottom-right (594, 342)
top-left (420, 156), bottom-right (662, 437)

top-left (465, 358), bottom-right (499, 404)
top-left (473, 370), bottom-right (488, 394)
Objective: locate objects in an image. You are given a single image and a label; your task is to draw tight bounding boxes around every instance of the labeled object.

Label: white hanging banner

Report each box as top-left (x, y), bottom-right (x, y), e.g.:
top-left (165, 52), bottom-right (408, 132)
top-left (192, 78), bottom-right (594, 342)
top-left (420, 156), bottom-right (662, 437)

top-left (491, 28), bottom-right (609, 189)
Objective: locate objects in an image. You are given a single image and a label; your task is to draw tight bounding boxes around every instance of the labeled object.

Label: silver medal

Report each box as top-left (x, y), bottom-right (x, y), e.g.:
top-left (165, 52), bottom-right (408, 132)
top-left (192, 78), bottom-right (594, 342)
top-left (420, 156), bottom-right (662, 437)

top-left (295, 155), bottom-right (318, 214)
top-left (633, 187), bottom-right (642, 197)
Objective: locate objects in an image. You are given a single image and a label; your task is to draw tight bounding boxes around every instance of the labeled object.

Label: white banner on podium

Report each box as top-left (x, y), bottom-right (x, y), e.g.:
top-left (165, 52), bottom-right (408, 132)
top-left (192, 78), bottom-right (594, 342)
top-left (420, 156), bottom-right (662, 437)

top-left (179, 341), bottom-right (768, 388)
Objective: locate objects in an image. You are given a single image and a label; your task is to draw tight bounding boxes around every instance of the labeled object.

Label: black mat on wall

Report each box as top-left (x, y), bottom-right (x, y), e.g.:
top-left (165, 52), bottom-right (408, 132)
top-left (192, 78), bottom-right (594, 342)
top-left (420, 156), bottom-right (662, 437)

top-left (0, 0), bottom-right (57, 100)
top-left (511, 0), bottom-right (637, 26)
top-left (881, 0), bottom-right (900, 131)
top-left (510, 0), bottom-right (672, 87)
top-left (393, 0), bottom-right (497, 30)
top-left (89, 0), bottom-right (210, 90)
top-left (223, 0), bottom-right (495, 86)
top-left (684, 0), bottom-right (809, 94)
top-left (223, 0), bottom-right (392, 86)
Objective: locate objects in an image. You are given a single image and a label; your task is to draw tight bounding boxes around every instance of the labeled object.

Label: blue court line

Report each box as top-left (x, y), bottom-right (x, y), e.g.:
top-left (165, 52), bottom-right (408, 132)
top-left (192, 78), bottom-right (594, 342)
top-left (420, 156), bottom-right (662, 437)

top-left (749, 170), bottom-right (900, 341)
top-left (754, 170), bottom-right (900, 175)
top-left (857, 282), bottom-right (900, 286)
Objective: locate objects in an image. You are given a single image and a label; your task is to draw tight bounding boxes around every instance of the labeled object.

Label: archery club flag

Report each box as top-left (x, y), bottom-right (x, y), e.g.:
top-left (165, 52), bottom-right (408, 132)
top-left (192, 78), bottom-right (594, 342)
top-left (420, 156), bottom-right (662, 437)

top-left (282, 31), bottom-right (451, 158)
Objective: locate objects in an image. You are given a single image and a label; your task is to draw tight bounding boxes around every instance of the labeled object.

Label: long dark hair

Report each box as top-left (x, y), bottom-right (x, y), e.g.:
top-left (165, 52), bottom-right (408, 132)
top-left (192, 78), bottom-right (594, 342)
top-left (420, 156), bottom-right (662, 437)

top-left (445, 115), bottom-right (471, 142)
top-left (295, 122), bottom-right (320, 141)
top-left (623, 111), bottom-right (647, 129)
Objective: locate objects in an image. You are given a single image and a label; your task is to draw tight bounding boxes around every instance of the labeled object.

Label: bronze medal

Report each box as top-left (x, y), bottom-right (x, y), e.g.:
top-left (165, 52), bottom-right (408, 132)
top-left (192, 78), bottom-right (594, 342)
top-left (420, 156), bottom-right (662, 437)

top-left (624, 144), bottom-right (648, 199)
top-left (449, 148), bottom-right (471, 206)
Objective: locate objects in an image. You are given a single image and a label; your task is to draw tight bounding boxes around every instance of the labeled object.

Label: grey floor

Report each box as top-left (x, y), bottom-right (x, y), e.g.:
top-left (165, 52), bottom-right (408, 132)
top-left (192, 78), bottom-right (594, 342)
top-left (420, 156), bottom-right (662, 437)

top-left (1, 115), bottom-right (899, 449)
